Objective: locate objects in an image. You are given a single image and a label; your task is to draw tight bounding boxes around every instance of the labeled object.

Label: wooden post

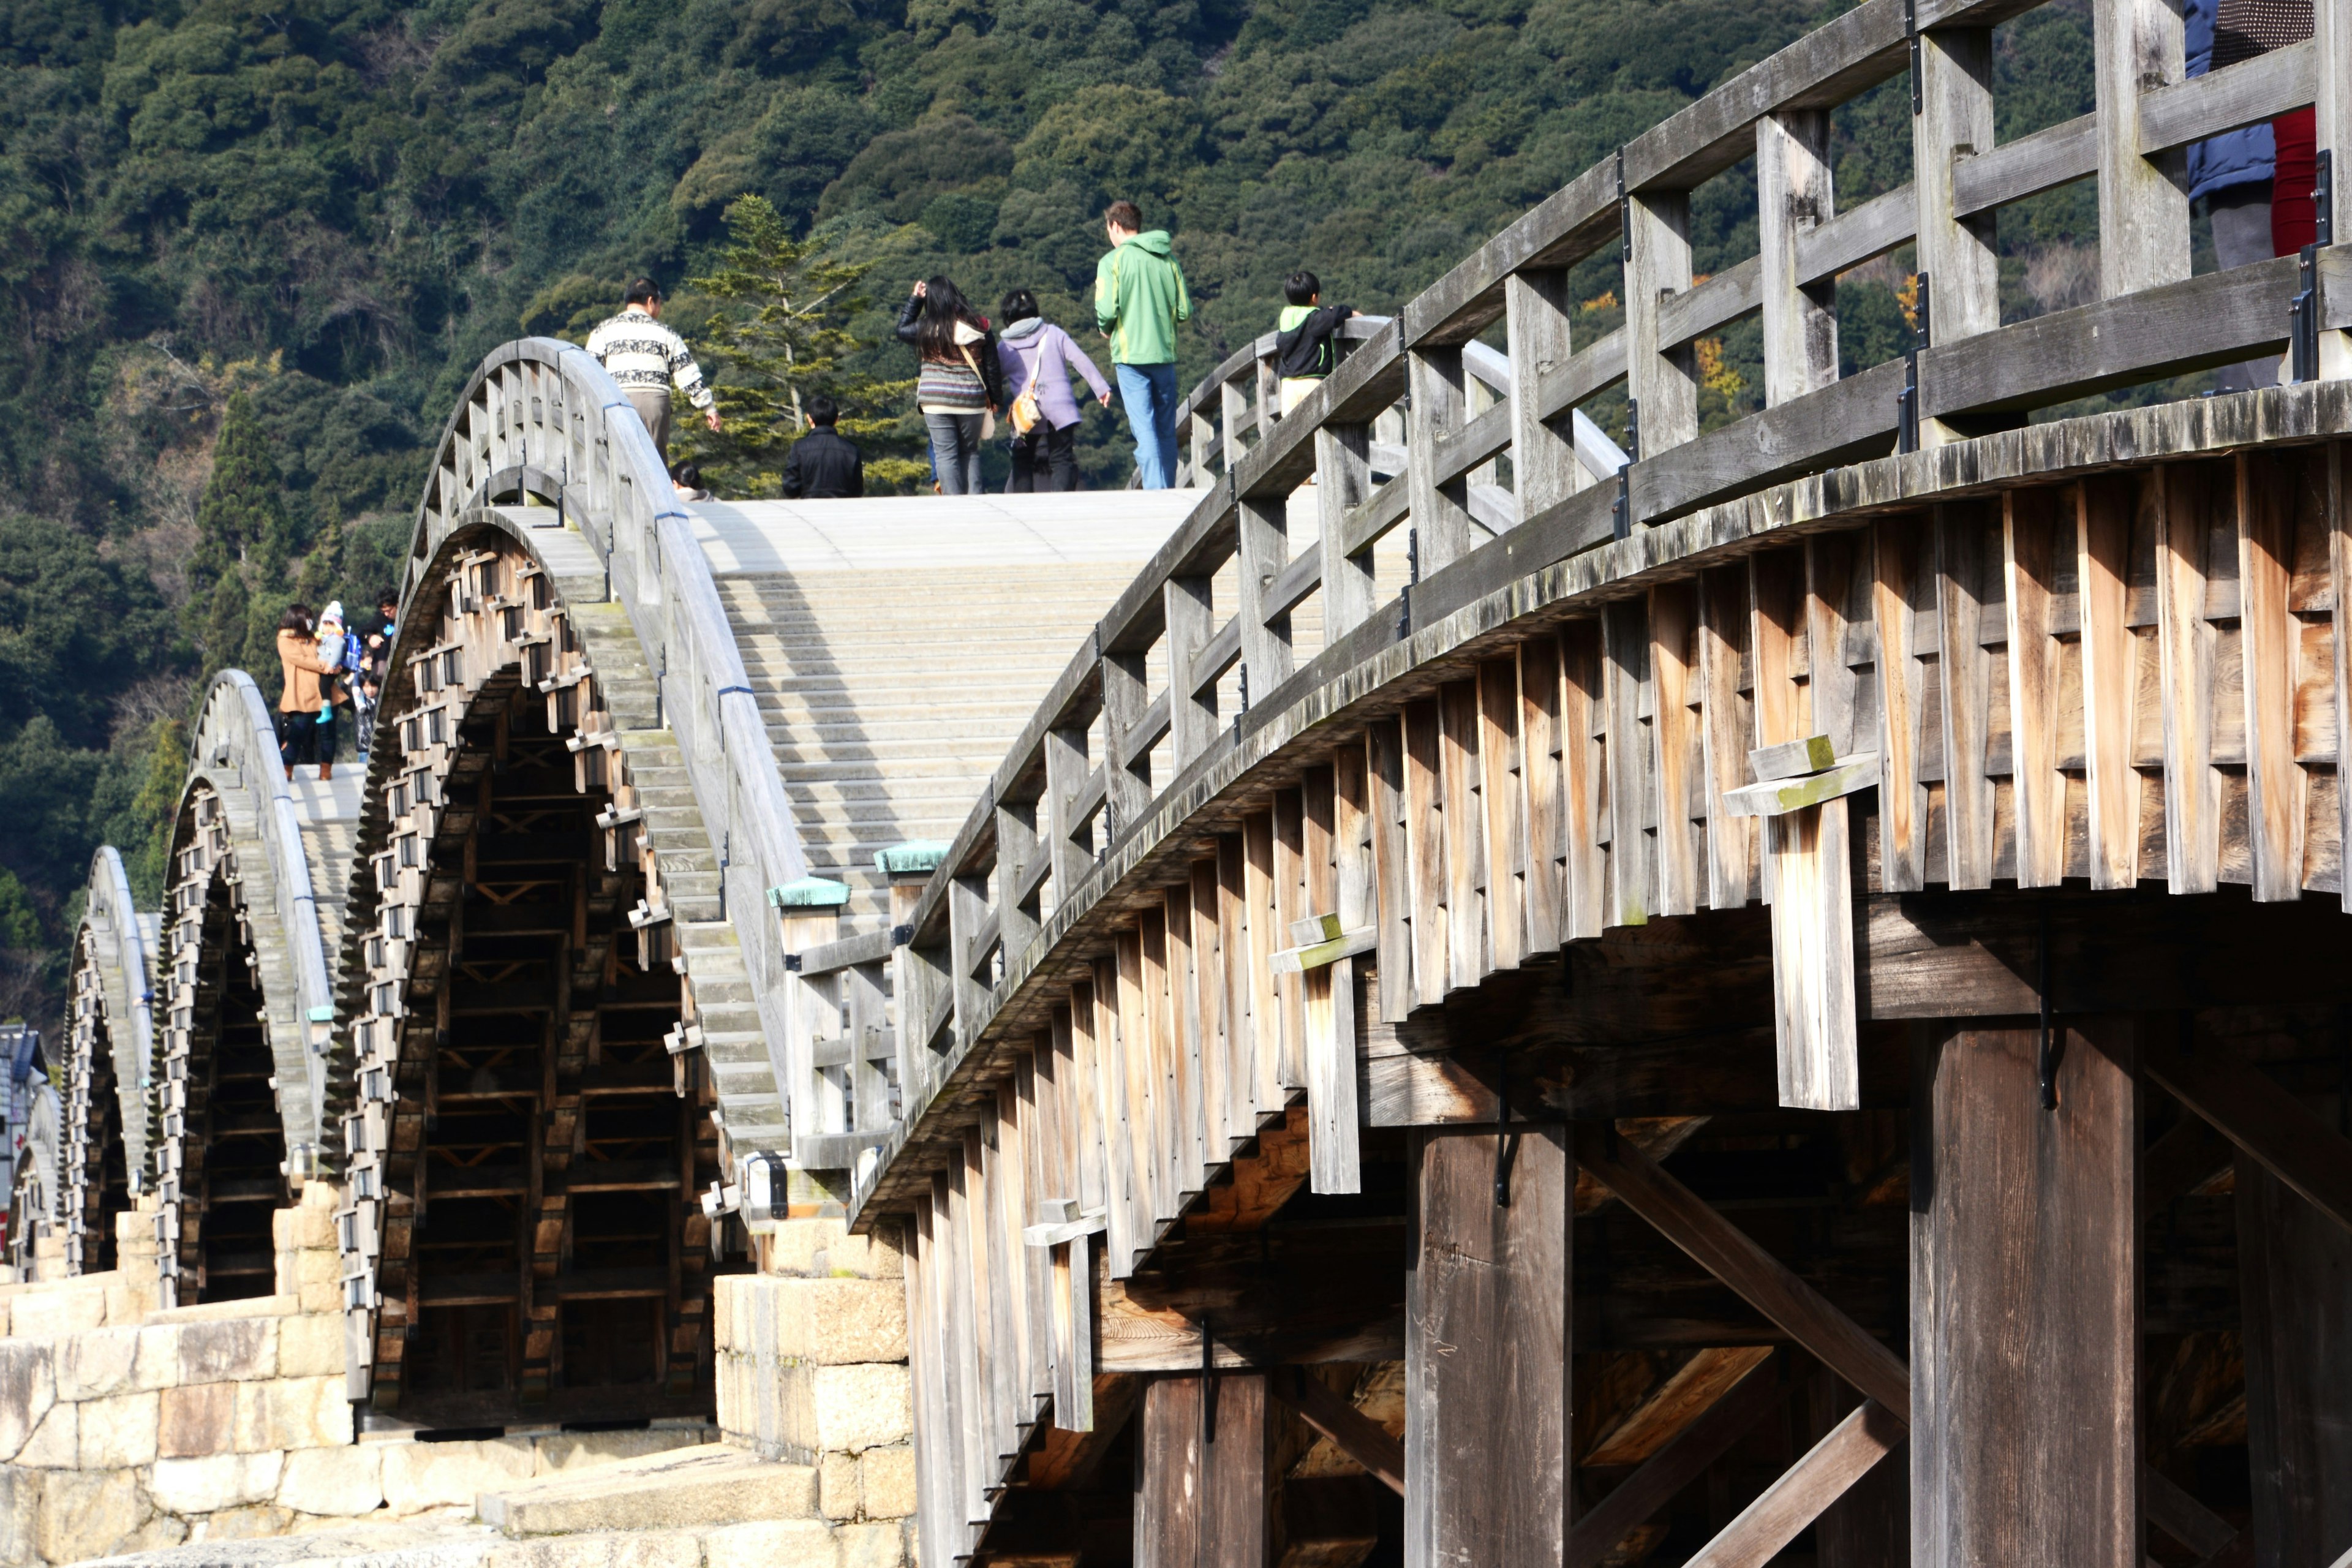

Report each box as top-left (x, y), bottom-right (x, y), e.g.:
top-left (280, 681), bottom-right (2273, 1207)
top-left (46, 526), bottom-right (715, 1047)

top-left (1757, 110), bottom-right (1838, 407)
top-left (1166, 575), bottom-right (1217, 771)
top-left (2237, 1156), bottom-right (2352, 1566)
top-left (1406, 1124), bottom-right (1570, 1568)
top-left (1136, 1371), bottom-right (1272, 1568)
top-left (1317, 424), bottom-right (1378, 643)
top-left (1408, 344), bottom-right (1473, 571)
top-left (1912, 1018), bottom-right (2139, 1568)
top-left (1237, 495), bottom-right (1295, 699)
top-left (1913, 26), bottom-right (1998, 445)
top-left (1624, 189), bottom-right (1698, 462)
top-left (2091, 0), bottom-right (2188, 298)
top-left (1507, 270), bottom-right (1584, 509)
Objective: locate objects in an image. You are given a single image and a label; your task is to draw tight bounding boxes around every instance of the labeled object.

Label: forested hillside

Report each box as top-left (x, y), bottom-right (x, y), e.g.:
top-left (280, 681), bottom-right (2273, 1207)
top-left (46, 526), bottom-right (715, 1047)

top-left (0, 0), bottom-right (2115, 1033)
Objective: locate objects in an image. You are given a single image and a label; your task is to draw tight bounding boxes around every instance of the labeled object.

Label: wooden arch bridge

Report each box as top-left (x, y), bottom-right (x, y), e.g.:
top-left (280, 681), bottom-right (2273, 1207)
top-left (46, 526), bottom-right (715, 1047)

top-left (40, 0), bottom-right (2352, 1559)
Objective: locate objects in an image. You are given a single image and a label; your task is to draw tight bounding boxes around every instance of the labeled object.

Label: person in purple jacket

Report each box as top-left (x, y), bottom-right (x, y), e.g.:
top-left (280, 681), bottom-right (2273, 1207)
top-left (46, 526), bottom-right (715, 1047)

top-left (997, 289), bottom-right (1113, 492)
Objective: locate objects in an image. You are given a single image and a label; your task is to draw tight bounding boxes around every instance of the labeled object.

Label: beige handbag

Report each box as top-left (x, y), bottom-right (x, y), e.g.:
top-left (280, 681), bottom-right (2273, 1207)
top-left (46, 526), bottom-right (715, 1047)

top-left (1009, 342), bottom-right (1046, 437)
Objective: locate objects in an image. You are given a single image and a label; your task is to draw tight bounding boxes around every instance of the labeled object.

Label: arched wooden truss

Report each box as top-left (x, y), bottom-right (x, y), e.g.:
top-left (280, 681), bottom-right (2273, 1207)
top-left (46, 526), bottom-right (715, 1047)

top-left (64, 846), bottom-right (156, 1275)
top-left (332, 511), bottom-right (744, 1420)
top-left (152, 673), bottom-right (341, 1307)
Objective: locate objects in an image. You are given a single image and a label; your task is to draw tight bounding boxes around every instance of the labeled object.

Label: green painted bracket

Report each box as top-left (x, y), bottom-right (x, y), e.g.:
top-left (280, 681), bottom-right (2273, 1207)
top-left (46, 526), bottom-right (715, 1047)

top-left (873, 841), bottom-right (949, 877)
top-left (769, 877), bottom-right (851, 910)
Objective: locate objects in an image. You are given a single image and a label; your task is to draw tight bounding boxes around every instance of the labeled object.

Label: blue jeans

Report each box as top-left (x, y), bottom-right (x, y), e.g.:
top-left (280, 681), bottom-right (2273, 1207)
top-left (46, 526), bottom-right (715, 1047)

top-left (1115, 361), bottom-right (1180, 489)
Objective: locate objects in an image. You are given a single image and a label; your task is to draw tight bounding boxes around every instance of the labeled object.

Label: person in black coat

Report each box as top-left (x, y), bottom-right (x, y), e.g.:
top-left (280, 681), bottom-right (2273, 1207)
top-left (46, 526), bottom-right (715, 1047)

top-left (780, 394), bottom-right (865, 500)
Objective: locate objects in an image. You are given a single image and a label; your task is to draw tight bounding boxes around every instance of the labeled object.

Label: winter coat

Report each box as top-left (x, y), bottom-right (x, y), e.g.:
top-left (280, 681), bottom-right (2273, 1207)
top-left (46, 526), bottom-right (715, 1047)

top-left (896, 299), bottom-right (1007, 410)
top-left (1275, 303), bottom-right (1355, 381)
top-left (1093, 232), bottom-right (1191, 365)
top-left (780, 427), bottom-right (865, 500)
top-left (2186, 0), bottom-right (2275, 200)
top-left (997, 318), bottom-right (1112, 430)
top-left (277, 631), bottom-right (338, 715)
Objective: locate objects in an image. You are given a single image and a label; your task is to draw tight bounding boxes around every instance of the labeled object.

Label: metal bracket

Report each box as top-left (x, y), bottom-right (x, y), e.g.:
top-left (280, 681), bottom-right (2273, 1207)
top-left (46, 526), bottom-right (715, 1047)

top-left (1898, 272), bottom-right (1931, 453)
top-left (1613, 399), bottom-right (1639, 539)
top-left (1905, 0), bottom-right (1923, 116)
top-left (1494, 1060), bottom-right (1517, 1207)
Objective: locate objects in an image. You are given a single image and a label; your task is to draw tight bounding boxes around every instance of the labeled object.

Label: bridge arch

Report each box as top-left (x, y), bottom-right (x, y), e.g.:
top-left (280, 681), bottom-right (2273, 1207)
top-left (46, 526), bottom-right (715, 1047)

top-left (149, 672), bottom-right (341, 1306)
top-left (61, 846), bottom-right (156, 1275)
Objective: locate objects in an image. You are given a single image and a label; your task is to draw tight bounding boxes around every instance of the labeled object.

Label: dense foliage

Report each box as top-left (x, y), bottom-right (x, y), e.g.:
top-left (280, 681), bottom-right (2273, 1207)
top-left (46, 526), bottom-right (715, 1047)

top-left (0, 0), bottom-right (2132, 1035)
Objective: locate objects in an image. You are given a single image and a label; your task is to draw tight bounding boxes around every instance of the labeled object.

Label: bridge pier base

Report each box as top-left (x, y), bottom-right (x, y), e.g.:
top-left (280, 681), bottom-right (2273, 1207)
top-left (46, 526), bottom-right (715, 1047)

top-left (1912, 1017), bottom-right (2140, 1568)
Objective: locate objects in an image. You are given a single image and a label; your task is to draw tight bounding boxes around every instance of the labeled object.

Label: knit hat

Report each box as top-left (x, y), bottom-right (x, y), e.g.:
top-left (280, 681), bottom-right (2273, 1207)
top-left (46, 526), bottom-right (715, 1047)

top-left (320, 601), bottom-right (345, 628)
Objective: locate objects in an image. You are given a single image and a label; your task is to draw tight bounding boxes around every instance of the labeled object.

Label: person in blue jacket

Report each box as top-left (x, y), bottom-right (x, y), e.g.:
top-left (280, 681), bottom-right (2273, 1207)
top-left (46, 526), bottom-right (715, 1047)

top-left (2187, 0), bottom-right (2274, 391)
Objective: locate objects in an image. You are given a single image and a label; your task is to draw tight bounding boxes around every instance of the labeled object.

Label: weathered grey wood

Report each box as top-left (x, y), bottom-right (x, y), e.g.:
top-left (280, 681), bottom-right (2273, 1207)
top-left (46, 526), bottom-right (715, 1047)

top-left (1656, 256), bottom-right (1762, 351)
top-left (2003, 488), bottom-right (2066, 888)
top-left (1404, 161), bottom-right (1620, 347)
top-left (1519, 635), bottom-right (1567, 952)
top-left (1912, 1019), bottom-right (2139, 1568)
top-left (2237, 1158), bottom-right (2352, 1568)
top-left (1806, 533), bottom-right (1860, 760)
top-left (1795, 183), bottom-right (1917, 290)
top-left (1766, 799), bottom-right (1860, 1109)
top-left (1757, 110), bottom-right (1838, 407)
top-left (1237, 495), bottom-right (1295, 704)
top-left (1532, 329), bottom-right (1629, 430)
top-left (1566, 1352), bottom-right (1786, 1568)
top-left (2143, 1031), bottom-right (2352, 1237)
top-left (1507, 270), bottom-right (1586, 511)
top-left (1165, 575), bottom-right (1218, 771)
top-left (1872, 518), bottom-right (1931, 893)
top-left (1366, 718), bottom-right (1414, 1025)
top-left (1479, 657), bottom-right (1528, 971)
top-left (1914, 24), bottom-right (2000, 446)
top-left (1625, 191), bottom-right (1699, 463)
top-left (1603, 600), bottom-right (1656, 927)
top-left (1698, 569), bottom-right (1756, 910)
top-left (1316, 425), bottom-right (1378, 644)
top-left (1136, 1373), bottom-right (1270, 1568)
top-left (1651, 584), bottom-right (1701, 919)
top-left (1684, 1401), bottom-right (1905, 1568)
top-left (1403, 701), bottom-right (1449, 1011)
top-left (1630, 357), bottom-right (1907, 525)
top-left (1102, 650), bottom-right (1152, 840)
top-left (1561, 623), bottom-right (1607, 941)
top-left (1280, 1368), bottom-right (1404, 1496)
top-left (1724, 755), bottom-right (1879, 817)
top-left (2158, 464), bottom-right (2222, 894)
top-left (2093, 0), bottom-right (2188, 298)
top-left (2321, 0), bottom-right (2351, 259)
top-left (1439, 680), bottom-right (1490, 992)
top-left (1936, 503), bottom-right (1998, 890)
top-left (1408, 345), bottom-right (1474, 571)
top-left (1042, 723), bottom-right (1095, 896)
top-left (2237, 453), bottom-right (2305, 901)
top-left (2136, 37), bottom-right (2316, 156)
top-left (1406, 1126), bottom-right (1570, 1568)
top-left (2076, 478), bottom-right (2141, 891)
top-left (2335, 445), bottom-right (2352, 919)
top-left (1951, 113), bottom-right (2098, 219)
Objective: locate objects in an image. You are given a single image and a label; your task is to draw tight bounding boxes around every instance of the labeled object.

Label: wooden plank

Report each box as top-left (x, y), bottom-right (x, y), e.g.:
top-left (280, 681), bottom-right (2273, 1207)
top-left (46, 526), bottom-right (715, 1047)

top-left (1189, 860), bottom-right (1234, 1164)
top-left (1406, 1125), bottom-right (1572, 1568)
top-left (1913, 1019), bottom-right (2139, 1568)
top-left (1438, 681), bottom-right (1489, 995)
top-left (1408, 345), bottom-right (1473, 572)
top-left (1165, 576), bottom-right (1218, 771)
top-left (2237, 453), bottom-right (2305, 900)
top-left (1951, 113), bottom-right (2097, 219)
top-left (2003, 487), bottom-right (2067, 888)
top-left (1655, 256), bottom-right (1761, 350)
top-left (1114, 935), bottom-right (1163, 1260)
top-left (1272, 788), bottom-right (1310, 1090)
top-left (2158, 464), bottom-right (2222, 893)
top-left (2076, 478), bottom-right (2141, 889)
top-left (1766, 800), bottom-right (1860, 1110)
top-left (2236, 1157), bottom-right (2352, 1567)
top-left (1698, 568), bottom-right (1756, 909)
top-left (2136, 36), bottom-right (2314, 156)
top-left (1750, 734), bottom-right (1838, 782)
top-left (1507, 269), bottom-right (1586, 508)
top-left (1237, 496), bottom-right (1295, 702)
top-left (1806, 533), bottom-right (1861, 759)
top-left (1913, 26), bottom-right (2000, 363)
top-left (1650, 584), bottom-right (1701, 919)
top-left (1683, 1401), bottom-right (1905, 1568)
top-left (2337, 444), bottom-right (2352, 918)
top-left (1871, 517), bottom-right (1931, 892)
top-left (1572, 1123), bottom-right (1908, 1415)
top-left (1758, 110), bottom-right (1838, 406)
top-left (1480, 657), bottom-right (1529, 970)
top-left (1585, 1345), bottom-right (1776, 1465)
top-left (1795, 183), bottom-right (1917, 290)
top-left (1624, 190), bottom-right (1699, 461)
top-left (1603, 600), bottom-right (1656, 927)
top-left (2143, 1031), bottom-right (2352, 1237)
top-left (1135, 1373), bottom-right (1270, 1568)
top-left (1561, 624), bottom-right (1607, 940)
top-left (1519, 636), bottom-right (1567, 951)
top-left (1567, 1352), bottom-right (1786, 1568)
top-left (1163, 884), bottom-right (1207, 1204)
top-left (1364, 721), bottom-right (1414, 1026)
top-left (1937, 502), bottom-right (1999, 889)
top-left (1403, 701), bottom-right (1449, 1009)
top-left (1242, 813), bottom-right (1284, 1115)
top-left (1750, 547), bottom-right (1806, 905)
top-left (1316, 426), bottom-right (1377, 644)
top-left (1279, 1368), bottom-right (1404, 1496)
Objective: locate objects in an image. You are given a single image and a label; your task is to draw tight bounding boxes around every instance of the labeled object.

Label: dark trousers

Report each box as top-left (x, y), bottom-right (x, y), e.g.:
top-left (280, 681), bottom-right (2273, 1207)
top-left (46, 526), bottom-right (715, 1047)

top-left (1008, 421), bottom-right (1079, 492)
top-left (276, 707), bottom-right (336, 769)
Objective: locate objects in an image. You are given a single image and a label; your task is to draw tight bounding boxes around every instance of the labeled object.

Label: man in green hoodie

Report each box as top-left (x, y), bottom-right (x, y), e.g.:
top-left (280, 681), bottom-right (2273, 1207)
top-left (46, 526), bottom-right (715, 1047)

top-left (1095, 200), bottom-right (1191, 489)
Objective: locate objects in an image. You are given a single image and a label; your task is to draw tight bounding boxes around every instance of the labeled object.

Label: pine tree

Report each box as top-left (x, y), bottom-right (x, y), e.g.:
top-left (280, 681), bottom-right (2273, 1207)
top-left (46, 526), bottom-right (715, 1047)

top-left (671, 197), bottom-right (924, 494)
top-left (195, 394), bottom-right (296, 590)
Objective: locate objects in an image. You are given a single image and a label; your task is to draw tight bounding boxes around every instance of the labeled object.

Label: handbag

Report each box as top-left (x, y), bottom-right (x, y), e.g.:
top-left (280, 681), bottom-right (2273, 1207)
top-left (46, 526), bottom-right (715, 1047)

top-left (1009, 338), bottom-right (1047, 437)
top-left (959, 342), bottom-right (998, 441)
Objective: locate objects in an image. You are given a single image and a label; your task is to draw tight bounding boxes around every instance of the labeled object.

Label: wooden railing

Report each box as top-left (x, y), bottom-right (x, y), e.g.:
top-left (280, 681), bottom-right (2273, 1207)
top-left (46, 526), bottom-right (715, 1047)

top-left (856, 0), bottom-right (2352, 1224)
top-left (65, 846), bottom-right (155, 1273)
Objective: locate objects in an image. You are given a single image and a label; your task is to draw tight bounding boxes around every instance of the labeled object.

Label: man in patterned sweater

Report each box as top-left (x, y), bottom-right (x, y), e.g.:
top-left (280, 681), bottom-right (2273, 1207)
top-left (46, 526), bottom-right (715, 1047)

top-left (586, 277), bottom-right (722, 458)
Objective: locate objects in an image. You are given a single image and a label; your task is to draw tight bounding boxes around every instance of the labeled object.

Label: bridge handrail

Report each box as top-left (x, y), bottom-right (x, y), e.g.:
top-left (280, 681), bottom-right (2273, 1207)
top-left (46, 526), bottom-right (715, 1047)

top-left (856, 0), bottom-right (2351, 1212)
top-left (72, 846), bottom-right (156, 1191)
top-left (399, 339), bottom-right (810, 1155)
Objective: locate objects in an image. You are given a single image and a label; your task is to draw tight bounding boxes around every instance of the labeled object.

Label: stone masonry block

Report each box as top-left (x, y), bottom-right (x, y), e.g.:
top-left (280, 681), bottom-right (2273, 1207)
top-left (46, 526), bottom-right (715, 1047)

top-left (380, 1436), bottom-right (537, 1513)
top-left (233, 1374), bottom-right (350, 1452)
top-left (176, 1316), bottom-right (276, 1382)
top-left (36, 1466), bottom-right (147, 1564)
top-left (17, 1399), bottom-right (76, 1468)
top-left (201, 1502), bottom-right (294, 1541)
top-left (766, 1278), bottom-right (907, 1365)
top-left (159, 1381), bottom-right (236, 1458)
top-left (9, 1286), bottom-right (108, 1339)
top-left (530, 1427), bottom-right (706, 1474)
top-left (105, 1277), bottom-right (164, 1325)
top-left (133, 1324), bottom-right (181, 1389)
top-left (0, 1464), bottom-right (36, 1567)
top-left (298, 1280), bottom-right (342, 1315)
top-left (58, 1327), bottom-right (140, 1400)
top-left (780, 1365), bottom-right (912, 1457)
top-left (836, 1521), bottom-right (908, 1568)
top-left (76, 1389), bottom-right (160, 1468)
top-left (702, 1519), bottom-right (852, 1568)
top-left (148, 1449), bottom-right (285, 1514)
top-left (860, 1446), bottom-right (916, 1521)
top-left (714, 1275), bottom-right (734, 1351)
top-left (296, 1247), bottom-right (339, 1287)
top-left (764, 1218), bottom-right (847, 1278)
top-left (0, 1340), bottom-right (56, 1464)
top-left (277, 1311), bottom-right (345, 1379)
top-left (277, 1444), bottom-right (386, 1517)
top-left (485, 1530), bottom-right (707, 1568)
top-left (818, 1451), bottom-right (859, 1522)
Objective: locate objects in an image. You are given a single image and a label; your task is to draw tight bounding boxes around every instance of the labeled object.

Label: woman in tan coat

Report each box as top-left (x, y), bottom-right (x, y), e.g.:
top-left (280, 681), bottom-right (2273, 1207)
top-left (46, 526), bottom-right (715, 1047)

top-left (276, 605), bottom-right (341, 779)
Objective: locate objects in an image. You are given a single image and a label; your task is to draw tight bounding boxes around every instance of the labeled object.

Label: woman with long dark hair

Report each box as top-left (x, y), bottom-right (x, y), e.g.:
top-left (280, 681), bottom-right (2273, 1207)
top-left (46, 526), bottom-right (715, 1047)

top-left (997, 288), bottom-right (1111, 493)
top-left (274, 604), bottom-right (341, 778)
top-left (896, 277), bottom-right (1005, 496)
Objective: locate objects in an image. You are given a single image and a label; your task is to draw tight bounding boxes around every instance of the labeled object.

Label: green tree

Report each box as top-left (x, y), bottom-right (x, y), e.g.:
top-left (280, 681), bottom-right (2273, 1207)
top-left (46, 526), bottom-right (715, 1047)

top-left (672, 196), bottom-right (924, 494)
top-left (195, 394), bottom-right (297, 592)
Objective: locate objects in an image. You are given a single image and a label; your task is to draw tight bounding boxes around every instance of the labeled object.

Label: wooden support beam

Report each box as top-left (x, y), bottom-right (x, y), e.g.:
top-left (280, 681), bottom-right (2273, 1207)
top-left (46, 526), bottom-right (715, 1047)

top-left (2237, 1156), bottom-right (2352, 1567)
top-left (2076, 477), bottom-right (2142, 891)
top-left (2143, 1030), bottom-right (2352, 1237)
top-left (1683, 1400), bottom-right (1904, 1568)
top-left (1913, 1019), bottom-right (2139, 1568)
top-left (1136, 1372), bottom-right (1271, 1568)
top-left (1406, 1125), bottom-right (1571, 1567)
top-left (1570, 1122), bottom-right (1906, 1416)
top-left (1276, 1367), bottom-right (1406, 1496)
top-left (1566, 1351), bottom-right (1786, 1568)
